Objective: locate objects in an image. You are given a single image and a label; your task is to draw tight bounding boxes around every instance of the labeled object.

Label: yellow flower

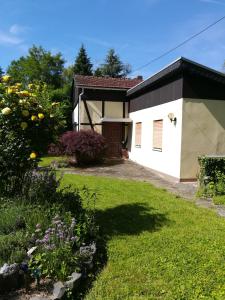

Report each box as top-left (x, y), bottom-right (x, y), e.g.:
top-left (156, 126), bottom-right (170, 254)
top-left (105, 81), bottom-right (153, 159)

top-left (1, 75), bottom-right (11, 83)
top-left (30, 152), bottom-right (37, 159)
top-left (52, 102), bottom-right (60, 106)
top-left (28, 83), bottom-right (35, 90)
top-left (18, 90), bottom-right (30, 97)
top-left (7, 86), bottom-right (18, 94)
top-left (1, 107), bottom-right (12, 115)
top-left (38, 113), bottom-right (44, 120)
top-left (15, 83), bottom-right (22, 88)
top-left (20, 122), bottom-right (28, 130)
top-left (22, 110), bottom-right (29, 117)
top-left (31, 115), bottom-right (38, 121)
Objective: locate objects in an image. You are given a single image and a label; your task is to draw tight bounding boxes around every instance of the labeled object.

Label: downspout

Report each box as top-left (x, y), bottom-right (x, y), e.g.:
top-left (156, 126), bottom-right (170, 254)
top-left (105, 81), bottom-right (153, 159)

top-left (78, 88), bottom-right (84, 131)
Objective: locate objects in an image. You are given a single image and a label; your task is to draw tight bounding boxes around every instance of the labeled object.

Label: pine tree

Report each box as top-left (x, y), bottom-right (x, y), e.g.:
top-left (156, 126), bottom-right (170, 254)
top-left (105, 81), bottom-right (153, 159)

top-left (96, 49), bottom-right (131, 78)
top-left (73, 45), bottom-right (93, 76)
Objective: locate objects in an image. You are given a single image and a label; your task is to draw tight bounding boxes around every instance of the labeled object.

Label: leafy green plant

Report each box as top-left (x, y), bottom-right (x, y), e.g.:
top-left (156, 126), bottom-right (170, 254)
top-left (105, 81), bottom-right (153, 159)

top-left (29, 215), bottom-right (80, 280)
top-left (0, 76), bottom-right (66, 196)
top-left (198, 156), bottom-right (225, 197)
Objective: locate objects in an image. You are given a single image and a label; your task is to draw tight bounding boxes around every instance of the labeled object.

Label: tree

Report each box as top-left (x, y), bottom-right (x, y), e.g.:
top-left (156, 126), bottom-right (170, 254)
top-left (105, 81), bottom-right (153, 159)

top-left (73, 45), bottom-right (93, 75)
top-left (0, 66), bottom-right (3, 77)
top-left (96, 49), bottom-right (131, 78)
top-left (7, 45), bottom-right (65, 89)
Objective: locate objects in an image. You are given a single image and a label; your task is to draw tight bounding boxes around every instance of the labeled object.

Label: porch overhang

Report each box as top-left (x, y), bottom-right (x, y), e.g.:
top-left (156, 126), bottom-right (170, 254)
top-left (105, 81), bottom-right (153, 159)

top-left (101, 117), bottom-right (132, 123)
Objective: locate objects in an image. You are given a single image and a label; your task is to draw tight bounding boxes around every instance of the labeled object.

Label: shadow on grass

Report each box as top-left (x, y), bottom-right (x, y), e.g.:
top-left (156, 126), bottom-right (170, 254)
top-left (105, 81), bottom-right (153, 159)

top-left (74, 203), bottom-right (170, 299)
top-left (96, 202), bottom-right (169, 237)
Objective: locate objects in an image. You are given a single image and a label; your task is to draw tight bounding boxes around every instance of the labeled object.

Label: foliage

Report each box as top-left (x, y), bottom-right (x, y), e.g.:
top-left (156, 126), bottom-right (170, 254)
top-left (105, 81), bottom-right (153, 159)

top-left (0, 77), bottom-right (66, 195)
top-left (0, 66), bottom-right (3, 77)
top-left (7, 45), bottom-right (65, 89)
top-left (49, 84), bottom-right (72, 130)
top-left (63, 173), bottom-right (225, 300)
top-left (198, 156), bottom-right (225, 197)
top-left (0, 199), bottom-right (54, 265)
top-left (73, 45), bottom-right (93, 76)
top-left (29, 215), bottom-right (79, 280)
top-left (213, 195), bottom-right (225, 205)
top-left (95, 49), bottom-right (131, 78)
top-left (60, 130), bottom-right (107, 165)
top-left (21, 169), bottom-right (61, 204)
top-left (0, 178), bottom-right (98, 283)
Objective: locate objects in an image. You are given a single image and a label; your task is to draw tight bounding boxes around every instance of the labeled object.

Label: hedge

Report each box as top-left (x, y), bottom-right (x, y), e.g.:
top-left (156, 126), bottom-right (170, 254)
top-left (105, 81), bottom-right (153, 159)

top-left (198, 155), bottom-right (225, 197)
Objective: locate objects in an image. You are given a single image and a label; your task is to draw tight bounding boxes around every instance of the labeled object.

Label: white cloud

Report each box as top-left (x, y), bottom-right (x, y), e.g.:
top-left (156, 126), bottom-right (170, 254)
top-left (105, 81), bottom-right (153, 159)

top-left (0, 24), bottom-right (29, 52)
top-left (9, 24), bottom-right (28, 35)
top-left (0, 31), bottom-right (23, 45)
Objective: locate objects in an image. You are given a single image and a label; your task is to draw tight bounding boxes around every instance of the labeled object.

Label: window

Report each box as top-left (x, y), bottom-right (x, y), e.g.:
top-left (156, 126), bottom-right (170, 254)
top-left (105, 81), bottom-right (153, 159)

top-left (135, 122), bottom-right (142, 147)
top-left (153, 120), bottom-right (163, 151)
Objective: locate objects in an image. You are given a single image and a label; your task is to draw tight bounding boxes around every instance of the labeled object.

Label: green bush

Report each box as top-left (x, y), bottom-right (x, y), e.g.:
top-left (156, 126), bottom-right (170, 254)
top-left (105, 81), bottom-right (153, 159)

top-left (0, 77), bottom-right (66, 196)
top-left (198, 156), bottom-right (225, 197)
top-left (213, 195), bottom-right (225, 205)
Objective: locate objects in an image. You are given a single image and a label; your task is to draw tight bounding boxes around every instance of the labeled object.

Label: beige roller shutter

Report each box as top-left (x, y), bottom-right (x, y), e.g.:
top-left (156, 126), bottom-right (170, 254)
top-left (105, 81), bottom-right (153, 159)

top-left (153, 120), bottom-right (163, 151)
top-left (135, 122), bottom-right (142, 147)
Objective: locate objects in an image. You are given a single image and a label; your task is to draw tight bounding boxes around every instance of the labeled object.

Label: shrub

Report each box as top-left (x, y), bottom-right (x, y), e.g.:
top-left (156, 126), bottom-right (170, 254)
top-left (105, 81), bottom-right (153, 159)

top-left (213, 195), bottom-right (225, 205)
top-left (21, 169), bottom-right (61, 204)
top-left (198, 156), bottom-right (225, 197)
top-left (0, 76), bottom-right (66, 196)
top-left (60, 130), bottom-right (107, 165)
top-left (48, 143), bottom-right (64, 156)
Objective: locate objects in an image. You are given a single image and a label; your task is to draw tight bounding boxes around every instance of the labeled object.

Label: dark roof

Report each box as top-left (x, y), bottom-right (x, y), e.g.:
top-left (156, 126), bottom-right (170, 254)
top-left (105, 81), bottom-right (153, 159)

top-left (127, 57), bottom-right (225, 97)
top-left (74, 75), bottom-right (142, 90)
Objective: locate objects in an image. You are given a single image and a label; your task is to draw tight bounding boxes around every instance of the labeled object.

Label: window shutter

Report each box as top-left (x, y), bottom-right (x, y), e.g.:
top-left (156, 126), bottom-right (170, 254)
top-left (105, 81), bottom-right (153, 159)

top-left (153, 120), bottom-right (163, 150)
top-left (135, 122), bottom-right (142, 146)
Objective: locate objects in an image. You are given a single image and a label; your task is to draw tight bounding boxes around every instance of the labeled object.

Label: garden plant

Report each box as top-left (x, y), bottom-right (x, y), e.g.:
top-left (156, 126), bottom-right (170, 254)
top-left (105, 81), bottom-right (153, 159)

top-left (0, 75), bottom-right (100, 298)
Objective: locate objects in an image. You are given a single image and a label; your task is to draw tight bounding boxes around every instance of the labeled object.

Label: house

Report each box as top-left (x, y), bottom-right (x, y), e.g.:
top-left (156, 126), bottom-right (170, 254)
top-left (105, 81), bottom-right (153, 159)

top-left (72, 57), bottom-right (225, 182)
top-left (72, 75), bottom-right (142, 157)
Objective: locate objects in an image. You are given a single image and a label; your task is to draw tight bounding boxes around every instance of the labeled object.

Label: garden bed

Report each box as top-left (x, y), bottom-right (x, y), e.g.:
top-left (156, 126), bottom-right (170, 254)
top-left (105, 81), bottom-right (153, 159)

top-left (0, 170), bottom-right (101, 299)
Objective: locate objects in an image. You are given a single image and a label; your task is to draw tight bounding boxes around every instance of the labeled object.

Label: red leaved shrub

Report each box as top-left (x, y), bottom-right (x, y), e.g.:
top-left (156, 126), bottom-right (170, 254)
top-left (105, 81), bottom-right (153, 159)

top-left (48, 143), bottom-right (64, 156)
top-left (59, 130), bottom-right (107, 165)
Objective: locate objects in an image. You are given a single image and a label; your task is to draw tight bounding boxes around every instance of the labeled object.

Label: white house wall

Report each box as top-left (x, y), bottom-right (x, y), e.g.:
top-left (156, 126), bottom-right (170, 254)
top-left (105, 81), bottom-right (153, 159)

top-left (129, 98), bottom-right (183, 179)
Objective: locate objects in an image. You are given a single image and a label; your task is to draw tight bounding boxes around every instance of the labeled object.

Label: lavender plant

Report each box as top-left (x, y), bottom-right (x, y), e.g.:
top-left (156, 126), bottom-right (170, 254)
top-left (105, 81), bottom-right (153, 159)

top-left (30, 215), bottom-right (80, 280)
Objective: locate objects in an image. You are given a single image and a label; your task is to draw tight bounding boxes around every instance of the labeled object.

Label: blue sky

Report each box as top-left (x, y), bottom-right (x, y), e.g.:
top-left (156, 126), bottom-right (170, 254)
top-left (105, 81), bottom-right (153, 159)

top-left (1, 0), bottom-right (225, 78)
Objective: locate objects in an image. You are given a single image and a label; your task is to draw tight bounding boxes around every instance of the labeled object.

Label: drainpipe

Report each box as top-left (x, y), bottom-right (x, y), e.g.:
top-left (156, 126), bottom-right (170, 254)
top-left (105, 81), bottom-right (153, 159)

top-left (78, 88), bottom-right (84, 131)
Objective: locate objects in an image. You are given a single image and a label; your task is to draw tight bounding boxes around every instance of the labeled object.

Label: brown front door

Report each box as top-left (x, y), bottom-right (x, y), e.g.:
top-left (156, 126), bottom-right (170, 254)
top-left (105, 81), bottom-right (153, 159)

top-left (102, 122), bottom-right (123, 157)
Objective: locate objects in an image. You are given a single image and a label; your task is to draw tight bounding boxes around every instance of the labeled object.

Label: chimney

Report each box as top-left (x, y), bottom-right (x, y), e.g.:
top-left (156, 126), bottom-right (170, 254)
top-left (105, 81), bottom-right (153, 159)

top-left (136, 75), bottom-right (143, 80)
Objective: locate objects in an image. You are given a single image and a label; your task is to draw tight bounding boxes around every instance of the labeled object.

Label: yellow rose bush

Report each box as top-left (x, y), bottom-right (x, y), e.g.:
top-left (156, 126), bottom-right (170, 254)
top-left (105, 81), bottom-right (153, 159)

top-left (0, 76), bottom-right (66, 195)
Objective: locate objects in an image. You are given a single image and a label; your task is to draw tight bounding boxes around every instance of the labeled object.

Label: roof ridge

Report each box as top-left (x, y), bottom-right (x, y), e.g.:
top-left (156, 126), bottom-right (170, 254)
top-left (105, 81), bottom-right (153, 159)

top-left (74, 74), bottom-right (141, 81)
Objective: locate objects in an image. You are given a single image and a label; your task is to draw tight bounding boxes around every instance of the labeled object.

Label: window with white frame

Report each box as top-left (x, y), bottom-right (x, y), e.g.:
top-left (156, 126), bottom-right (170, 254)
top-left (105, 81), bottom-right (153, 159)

top-left (153, 119), bottom-right (163, 151)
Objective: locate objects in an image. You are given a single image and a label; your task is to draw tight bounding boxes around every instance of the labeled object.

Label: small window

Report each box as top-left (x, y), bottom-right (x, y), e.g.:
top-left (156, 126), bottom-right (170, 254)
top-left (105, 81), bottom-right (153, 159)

top-left (153, 120), bottom-right (163, 151)
top-left (135, 122), bottom-right (142, 147)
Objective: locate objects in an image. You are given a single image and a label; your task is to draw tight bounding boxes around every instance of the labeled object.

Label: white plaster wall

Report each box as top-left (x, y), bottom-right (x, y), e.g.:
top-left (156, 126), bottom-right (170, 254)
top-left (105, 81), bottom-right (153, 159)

top-left (129, 99), bottom-right (183, 179)
top-left (72, 105), bottom-right (78, 125)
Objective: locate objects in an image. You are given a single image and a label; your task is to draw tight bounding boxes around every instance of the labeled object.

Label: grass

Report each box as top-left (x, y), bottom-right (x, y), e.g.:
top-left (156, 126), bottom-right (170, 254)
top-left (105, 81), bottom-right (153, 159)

top-left (213, 195), bottom-right (225, 205)
top-left (39, 156), bottom-right (66, 167)
top-left (60, 173), bottom-right (225, 300)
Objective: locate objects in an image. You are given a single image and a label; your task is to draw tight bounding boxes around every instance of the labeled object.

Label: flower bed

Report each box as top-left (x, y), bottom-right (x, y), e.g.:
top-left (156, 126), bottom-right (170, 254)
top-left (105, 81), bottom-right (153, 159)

top-left (0, 171), bottom-right (99, 298)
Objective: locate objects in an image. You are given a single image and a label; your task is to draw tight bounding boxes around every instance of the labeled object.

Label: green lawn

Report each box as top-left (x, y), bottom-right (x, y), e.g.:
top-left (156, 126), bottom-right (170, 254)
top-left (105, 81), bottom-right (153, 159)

top-left (39, 156), bottom-right (66, 167)
top-left (61, 174), bottom-right (225, 300)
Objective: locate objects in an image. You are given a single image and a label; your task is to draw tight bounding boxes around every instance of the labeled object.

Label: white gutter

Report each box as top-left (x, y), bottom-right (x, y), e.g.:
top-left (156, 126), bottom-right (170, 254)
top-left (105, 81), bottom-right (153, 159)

top-left (78, 88), bottom-right (84, 131)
